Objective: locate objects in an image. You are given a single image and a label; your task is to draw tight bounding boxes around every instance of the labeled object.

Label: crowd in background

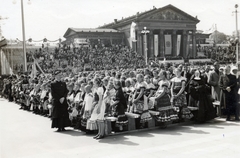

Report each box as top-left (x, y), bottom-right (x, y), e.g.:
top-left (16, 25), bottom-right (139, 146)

top-left (11, 42), bottom-right (237, 74)
top-left (1, 61), bottom-right (239, 138)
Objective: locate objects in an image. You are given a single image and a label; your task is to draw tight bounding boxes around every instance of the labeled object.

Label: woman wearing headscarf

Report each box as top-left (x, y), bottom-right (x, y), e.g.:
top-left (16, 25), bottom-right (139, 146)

top-left (188, 69), bottom-right (217, 123)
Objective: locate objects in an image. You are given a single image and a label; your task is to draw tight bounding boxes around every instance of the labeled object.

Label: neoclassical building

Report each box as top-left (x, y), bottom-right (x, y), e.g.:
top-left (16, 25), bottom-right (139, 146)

top-left (63, 4), bottom-right (200, 58)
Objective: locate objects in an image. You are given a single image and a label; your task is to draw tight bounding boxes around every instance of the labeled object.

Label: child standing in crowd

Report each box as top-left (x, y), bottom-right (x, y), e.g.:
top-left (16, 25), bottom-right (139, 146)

top-left (80, 85), bottom-right (94, 133)
top-left (87, 77), bottom-right (104, 139)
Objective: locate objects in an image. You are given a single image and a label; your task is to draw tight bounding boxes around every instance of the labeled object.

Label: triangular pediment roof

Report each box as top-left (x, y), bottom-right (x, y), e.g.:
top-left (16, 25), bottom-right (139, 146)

top-left (99, 4), bottom-right (200, 29)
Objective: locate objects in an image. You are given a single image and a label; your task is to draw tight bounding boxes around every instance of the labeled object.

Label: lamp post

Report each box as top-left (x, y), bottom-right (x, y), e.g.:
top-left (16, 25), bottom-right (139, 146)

top-left (141, 27), bottom-right (150, 65)
top-left (13, 0), bottom-right (31, 72)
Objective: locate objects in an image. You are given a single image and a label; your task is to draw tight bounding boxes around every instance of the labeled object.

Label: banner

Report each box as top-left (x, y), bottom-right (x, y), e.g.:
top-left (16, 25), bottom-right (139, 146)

top-left (129, 22), bottom-right (137, 48)
top-left (164, 35), bottom-right (172, 55)
top-left (186, 34), bottom-right (191, 57)
top-left (154, 35), bottom-right (158, 57)
top-left (177, 35), bottom-right (181, 56)
top-left (0, 50), bottom-right (12, 75)
top-left (30, 61), bottom-right (37, 78)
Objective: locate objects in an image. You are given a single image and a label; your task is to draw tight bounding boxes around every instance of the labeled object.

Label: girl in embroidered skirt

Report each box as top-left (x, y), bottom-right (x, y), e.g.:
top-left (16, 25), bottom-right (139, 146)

top-left (149, 70), bottom-right (179, 122)
top-left (80, 85), bottom-right (94, 133)
top-left (131, 74), bottom-right (152, 128)
top-left (171, 68), bottom-right (193, 120)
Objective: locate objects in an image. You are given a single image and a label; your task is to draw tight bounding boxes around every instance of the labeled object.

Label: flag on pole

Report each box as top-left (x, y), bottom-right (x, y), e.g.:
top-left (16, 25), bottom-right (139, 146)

top-left (177, 35), bottom-right (181, 56)
top-left (129, 22), bottom-right (137, 48)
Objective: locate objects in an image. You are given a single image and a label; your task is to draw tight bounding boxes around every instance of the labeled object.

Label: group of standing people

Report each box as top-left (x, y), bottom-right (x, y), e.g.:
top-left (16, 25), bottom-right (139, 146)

top-left (1, 62), bottom-right (239, 139)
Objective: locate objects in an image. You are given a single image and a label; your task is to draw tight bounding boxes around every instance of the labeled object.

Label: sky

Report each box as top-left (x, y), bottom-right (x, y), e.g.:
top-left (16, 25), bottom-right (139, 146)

top-left (0, 0), bottom-right (239, 41)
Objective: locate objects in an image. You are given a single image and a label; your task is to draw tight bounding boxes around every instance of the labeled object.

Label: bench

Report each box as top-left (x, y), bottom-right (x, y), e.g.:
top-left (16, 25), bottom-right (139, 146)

top-left (105, 117), bottom-right (117, 135)
top-left (125, 112), bottom-right (140, 131)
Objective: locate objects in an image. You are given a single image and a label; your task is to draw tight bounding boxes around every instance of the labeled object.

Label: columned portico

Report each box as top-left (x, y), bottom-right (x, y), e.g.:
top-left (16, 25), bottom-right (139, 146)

top-left (100, 5), bottom-right (200, 61)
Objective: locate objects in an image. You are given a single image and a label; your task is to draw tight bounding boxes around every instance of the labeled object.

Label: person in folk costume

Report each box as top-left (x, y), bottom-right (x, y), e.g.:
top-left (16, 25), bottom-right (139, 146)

top-left (188, 69), bottom-right (217, 123)
top-left (47, 88), bottom-right (53, 118)
top-left (111, 79), bottom-right (128, 131)
top-left (72, 82), bottom-right (87, 129)
top-left (69, 82), bottom-right (81, 120)
top-left (122, 79), bottom-right (135, 112)
top-left (40, 81), bottom-right (50, 116)
top-left (131, 74), bottom-right (152, 128)
top-left (170, 68), bottom-right (193, 121)
top-left (86, 77), bottom-right (104, 138)
top-left (66, 82), bottom-right (75, 107)
top-left (30, 83), bottom-right (41, 114)
top-left (51, 70), bottom-right (71, 132)
top-left (79, 85), bottom-right (94, 133)
top-left (87, 77), bottom-right (105, 139)
top-left (151, 69), bottom-right (160, 90)
top-left (144, 75), bottom-right (156, 110)
top-left (219, 66), bottom-right (238, 121)
top-left (149, 70), bottom-right (179, 123)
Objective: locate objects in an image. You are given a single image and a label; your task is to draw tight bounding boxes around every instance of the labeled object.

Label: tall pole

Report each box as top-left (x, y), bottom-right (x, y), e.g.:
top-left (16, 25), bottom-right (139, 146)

top-left (21, 0), bottom-right (27, 72)
top-left (235, 4), bottom-right (239, 76)
top-left (141, 27), bottom-right (149, 66)
top-left (144, 32), bottom-right (147, 65)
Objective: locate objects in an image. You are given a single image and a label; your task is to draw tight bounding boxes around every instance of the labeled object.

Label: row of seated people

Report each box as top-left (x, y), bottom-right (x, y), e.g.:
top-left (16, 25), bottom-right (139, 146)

top-left (5, 66), bottom-right (220, 138)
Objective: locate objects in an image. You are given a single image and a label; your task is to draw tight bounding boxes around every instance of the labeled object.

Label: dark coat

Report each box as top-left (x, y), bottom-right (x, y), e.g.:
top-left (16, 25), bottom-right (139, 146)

top-left (219, 74), bottom-right (237, 112)
top-left (51, 80), bottom-right (69, 119)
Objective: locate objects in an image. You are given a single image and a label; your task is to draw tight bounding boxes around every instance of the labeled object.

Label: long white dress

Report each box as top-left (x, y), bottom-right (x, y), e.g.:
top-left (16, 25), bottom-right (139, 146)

top-left (86, 87), bottom-right (104, 130)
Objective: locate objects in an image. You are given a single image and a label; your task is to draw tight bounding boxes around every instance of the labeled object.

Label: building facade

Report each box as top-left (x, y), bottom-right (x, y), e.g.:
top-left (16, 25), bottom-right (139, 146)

top-left (63, 4), bottom-right (200, 59)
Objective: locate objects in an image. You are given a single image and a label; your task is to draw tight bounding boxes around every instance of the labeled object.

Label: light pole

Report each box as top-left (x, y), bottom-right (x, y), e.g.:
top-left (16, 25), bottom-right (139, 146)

top-left (13, 0), bottom-right (31, 72)
top-left (141, 27), bottom-right (150, 65)
top-left (234, 4), bottom-right (239, 68)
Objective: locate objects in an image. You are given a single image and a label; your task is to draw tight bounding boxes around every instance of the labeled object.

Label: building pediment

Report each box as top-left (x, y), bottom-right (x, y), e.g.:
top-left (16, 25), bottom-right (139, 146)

top-left (140, 5), bottom-right (199, 23)
top-left (141, 5), bottom-right (200, 23)
top-left (147, 9), bottom-right (189, 21)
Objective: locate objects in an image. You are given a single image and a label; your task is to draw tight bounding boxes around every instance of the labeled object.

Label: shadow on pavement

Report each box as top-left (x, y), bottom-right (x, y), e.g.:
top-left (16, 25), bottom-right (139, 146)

top-left (98, 136), bottom-right (139, 146)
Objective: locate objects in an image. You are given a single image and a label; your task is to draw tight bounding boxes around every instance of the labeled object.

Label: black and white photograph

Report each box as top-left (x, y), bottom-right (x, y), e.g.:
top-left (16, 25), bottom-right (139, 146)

top-left (0, 0), bottom-right (239, 158)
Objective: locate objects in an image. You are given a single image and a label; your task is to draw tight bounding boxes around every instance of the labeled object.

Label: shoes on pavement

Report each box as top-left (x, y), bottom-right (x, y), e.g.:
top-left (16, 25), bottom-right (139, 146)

top-left (96, 135), bottom-right (104, 139)
top-left (56, 128), bottom-right (61, 132)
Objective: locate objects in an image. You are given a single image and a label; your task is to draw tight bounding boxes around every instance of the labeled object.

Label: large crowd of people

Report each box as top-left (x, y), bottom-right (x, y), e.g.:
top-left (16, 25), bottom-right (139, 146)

top-left (1, 61), bottom-right (239, 139)
top-left (10, 42), bottom-right (237, 74)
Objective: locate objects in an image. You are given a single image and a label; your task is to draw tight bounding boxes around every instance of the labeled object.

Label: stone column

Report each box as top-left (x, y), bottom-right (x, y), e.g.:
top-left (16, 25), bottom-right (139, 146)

top-left (172, 30), bottom-right (177, 56)
top-left (159, 30), bottom-right (164, 57)
top-left (182, 30), bottom-right (188, 58)
top-left (192, 30), bottom-right (196, 58)
top-left (149, 30), bottom-right (154, 58)
top-left (137, 30), bottom-right (143, 56)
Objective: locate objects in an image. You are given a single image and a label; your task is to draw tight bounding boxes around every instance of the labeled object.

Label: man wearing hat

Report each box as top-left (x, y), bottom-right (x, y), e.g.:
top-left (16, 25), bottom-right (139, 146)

top-left (51, 70), bottom-right (70, 131)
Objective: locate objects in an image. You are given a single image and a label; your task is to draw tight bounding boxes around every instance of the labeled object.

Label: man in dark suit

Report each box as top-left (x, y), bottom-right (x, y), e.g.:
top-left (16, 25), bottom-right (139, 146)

top-left (51, 70), bottom-right (70, 132)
